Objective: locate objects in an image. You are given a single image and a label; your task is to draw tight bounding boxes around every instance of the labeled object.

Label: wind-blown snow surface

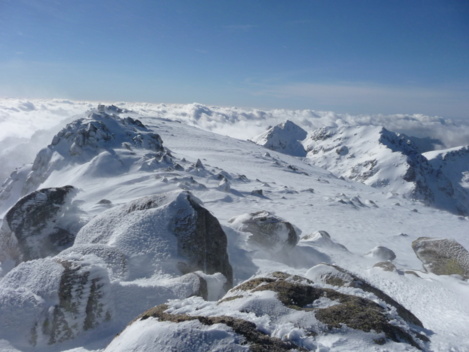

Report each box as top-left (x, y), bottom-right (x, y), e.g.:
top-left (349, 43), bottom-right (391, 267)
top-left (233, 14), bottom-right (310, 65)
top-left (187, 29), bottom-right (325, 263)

top-left (0, 100), bottom-right (468, 351)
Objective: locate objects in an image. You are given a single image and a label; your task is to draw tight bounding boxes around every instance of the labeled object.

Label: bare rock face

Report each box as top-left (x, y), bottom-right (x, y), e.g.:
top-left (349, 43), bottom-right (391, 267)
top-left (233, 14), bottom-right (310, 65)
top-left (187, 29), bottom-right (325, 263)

top-left (229, 211), bottom-right (300, 253)
top-left (412, 237), bottom-right (469, 278)
top-left (74, 190), bottom-right (233, 290)
top-left (0, 186), bottom-right (80, 269)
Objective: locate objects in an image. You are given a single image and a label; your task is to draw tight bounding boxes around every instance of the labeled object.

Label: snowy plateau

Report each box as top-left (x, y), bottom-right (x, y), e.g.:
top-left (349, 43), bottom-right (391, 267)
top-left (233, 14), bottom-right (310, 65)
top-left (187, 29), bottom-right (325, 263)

top-left (0, 98), bottom-right (468, 352)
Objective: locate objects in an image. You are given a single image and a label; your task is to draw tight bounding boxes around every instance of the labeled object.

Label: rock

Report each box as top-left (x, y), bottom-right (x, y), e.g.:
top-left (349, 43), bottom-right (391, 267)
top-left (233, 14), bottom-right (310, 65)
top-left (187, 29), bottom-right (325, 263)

top-left (373, 261), bottom-right (398, 272)
top-left (0, 255), bottom-right (112, 347)
top-left (106, 304), bottom-right (299, 352)
top-left (412, 237), bottom-right (469, 278)
top-left (75, 190), bottom-right (233, 290)
top-left (0, 186), bottom-right (80, 268)
top-left (60, 244), bottom-right (128, 281)
top-left (305, 264), bottom-right (423, 328)
top-left (229, 211), bottom-right (300, 253)
top-left (366, 246), bottom-right (396, 261)
top-left (300, 230), bottom-right (348, 251)
top-left (108, 272), bottom-right (428, 351)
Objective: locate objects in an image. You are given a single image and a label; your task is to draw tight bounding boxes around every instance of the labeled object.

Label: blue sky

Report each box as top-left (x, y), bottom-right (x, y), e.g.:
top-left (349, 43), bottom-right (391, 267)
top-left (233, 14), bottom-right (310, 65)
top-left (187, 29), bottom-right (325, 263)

top-left (1, 0), bottom-right (468, 118)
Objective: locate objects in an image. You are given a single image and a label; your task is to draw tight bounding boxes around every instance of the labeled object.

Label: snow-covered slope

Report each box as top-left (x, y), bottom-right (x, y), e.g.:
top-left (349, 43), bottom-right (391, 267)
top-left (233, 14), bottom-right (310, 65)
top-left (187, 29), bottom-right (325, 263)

top-left (0, 103), bottom-right (468, 352)
top-left (253, 122), bottom-right (469, 215)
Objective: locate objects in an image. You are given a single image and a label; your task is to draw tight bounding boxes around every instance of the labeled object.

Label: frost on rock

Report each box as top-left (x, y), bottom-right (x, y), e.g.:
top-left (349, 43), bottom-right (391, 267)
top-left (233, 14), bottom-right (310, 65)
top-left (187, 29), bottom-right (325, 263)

top-left (108, 272), bottom-right (428, 352)
top-left (365, 246), bottom-right (397, 261)
top-left (74, 190), bottom-right (233, 289)
top-left (229, 211), bottom-right (300, 253)
top-left (251, 120), bottom-right (307, 157)
top-left (0, 255), bottom-right (112, 348)
top-left (412, 237), bottom-right (469, 278)
top-left (0, 186), bottom-right (81, 273)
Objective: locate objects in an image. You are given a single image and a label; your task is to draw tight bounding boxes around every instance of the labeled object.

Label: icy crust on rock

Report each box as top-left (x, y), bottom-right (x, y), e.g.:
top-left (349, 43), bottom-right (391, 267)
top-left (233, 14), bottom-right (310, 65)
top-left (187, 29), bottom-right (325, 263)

top-left (229, 211), bottom-right (300, 253)
top-left (0, 255), bottom-right (112, 348)
top-left (74, 190), bottom-right (233, 286)
top-left (107, 271), bottom-right (429, 352)
top-left (251, 120), bottom-right (307, 157)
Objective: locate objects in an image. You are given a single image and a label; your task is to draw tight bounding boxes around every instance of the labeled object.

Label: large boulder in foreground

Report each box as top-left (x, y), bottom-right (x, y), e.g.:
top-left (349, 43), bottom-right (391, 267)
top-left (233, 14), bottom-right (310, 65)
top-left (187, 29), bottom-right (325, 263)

top-left (0, 186), bottom-right (80, 273)
top-left (106, 271), bottom-right (428, 352)
top-left (229, 211), bottom-right (300, 253)
top-left (0, 255), bottom-right (112, 348)
top-left (412, 237), bottom-right (469, 278)
top-left (74, 190), bottom-right (233, 289)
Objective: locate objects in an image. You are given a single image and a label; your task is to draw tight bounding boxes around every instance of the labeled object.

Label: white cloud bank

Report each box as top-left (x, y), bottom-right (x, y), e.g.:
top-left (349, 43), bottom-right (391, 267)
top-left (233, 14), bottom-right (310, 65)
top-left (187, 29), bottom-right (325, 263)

top-left (1, 97), bottom-right (468, 183)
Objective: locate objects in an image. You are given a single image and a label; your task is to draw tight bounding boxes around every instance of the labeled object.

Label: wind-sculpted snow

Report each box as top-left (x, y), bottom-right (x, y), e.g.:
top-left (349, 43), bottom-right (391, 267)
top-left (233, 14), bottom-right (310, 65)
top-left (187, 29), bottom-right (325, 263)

top-left (0, 107), bottom-right (172, 215)
top-left (0, 103), bottom-right (468, 351)
top-left (251, 120), bottom-right (307, 157)
top-left (251, 122), bottom-right (469, 215)
top-left (74, 190), bottom-right (233, 287)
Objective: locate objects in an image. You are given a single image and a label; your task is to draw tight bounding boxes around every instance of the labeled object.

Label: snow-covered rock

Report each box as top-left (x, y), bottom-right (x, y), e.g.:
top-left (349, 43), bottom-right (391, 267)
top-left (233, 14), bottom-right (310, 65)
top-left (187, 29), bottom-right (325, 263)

top-left (107, 271), bottom-right (428, 351)
top-left (305, 264), bottom-right (423, 328)
top-left (366, 246), bottom-right (396, 261)
top-left (251, 120), bottom-right (307, 157)
top-left (229, 211), bottom-right (299, 253)
top-left (0, 255), bottom-right (112, 348)
top-left (74, 190), bottom-right (233, 288)
top-left (412, 237), bottom-right (469, 278)
top-left (0, 107), bottom-right (172, 214)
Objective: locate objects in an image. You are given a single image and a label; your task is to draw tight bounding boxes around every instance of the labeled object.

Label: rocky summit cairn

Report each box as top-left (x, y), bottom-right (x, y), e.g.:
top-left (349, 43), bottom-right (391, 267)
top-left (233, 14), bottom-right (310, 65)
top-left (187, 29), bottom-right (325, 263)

top-left (412, 237), bottom-right (469, 278)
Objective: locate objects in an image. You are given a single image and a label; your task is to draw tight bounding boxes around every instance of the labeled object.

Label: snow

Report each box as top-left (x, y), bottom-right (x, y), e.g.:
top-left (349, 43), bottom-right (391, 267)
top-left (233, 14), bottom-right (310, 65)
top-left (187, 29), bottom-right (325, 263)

top-left (0, 99), bottom-right (468, 351)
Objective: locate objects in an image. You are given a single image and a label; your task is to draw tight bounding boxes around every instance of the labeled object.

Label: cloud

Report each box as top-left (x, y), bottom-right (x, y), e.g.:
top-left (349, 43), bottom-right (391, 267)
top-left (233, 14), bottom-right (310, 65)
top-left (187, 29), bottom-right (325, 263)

top-left (251, 81), bottom-right (469, 119)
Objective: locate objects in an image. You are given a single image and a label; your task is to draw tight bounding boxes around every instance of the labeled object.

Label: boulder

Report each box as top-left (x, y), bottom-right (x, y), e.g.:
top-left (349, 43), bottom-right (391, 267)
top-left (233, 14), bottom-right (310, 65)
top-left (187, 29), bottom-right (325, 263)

top-left (305, 264), bottom-right (423, 328)
top-left (412, 237), bottom-right (469, 278)
top-left (0, 255), bottom-right (112, 347)
top-left (0, 186), bottom-right (80, 268)
top-left (366, 246), bottom-right (396, 261)
top-left (74, 190), bottom-right (233, 289)
top-left (107, 272), bottom-right (428, 351)
top-left (229, 211), bottom-right (299, 253)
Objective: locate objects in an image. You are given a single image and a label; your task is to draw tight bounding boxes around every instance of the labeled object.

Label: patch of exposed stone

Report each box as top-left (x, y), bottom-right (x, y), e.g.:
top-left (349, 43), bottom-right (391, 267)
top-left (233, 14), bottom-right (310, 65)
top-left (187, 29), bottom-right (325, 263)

top-left (138, 304), bottom-right (303, 352)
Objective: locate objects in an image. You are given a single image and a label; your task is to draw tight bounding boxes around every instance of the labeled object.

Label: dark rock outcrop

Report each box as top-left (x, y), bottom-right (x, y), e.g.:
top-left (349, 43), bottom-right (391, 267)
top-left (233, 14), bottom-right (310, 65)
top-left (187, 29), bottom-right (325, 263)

top-left (0, 186), bottom-right (79, 265)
